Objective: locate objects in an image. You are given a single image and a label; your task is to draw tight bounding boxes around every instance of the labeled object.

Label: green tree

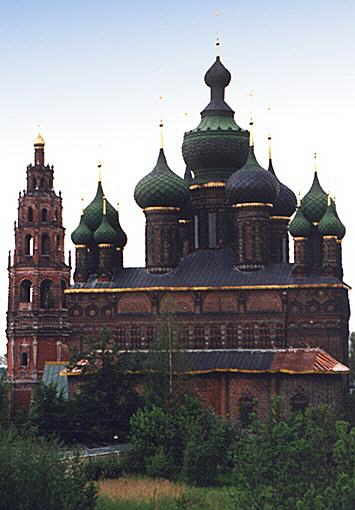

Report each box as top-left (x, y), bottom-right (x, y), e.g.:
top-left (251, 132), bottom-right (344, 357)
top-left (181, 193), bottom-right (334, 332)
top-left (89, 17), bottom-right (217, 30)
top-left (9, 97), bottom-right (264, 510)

top-left (0, 429), bottom-right (97, 510)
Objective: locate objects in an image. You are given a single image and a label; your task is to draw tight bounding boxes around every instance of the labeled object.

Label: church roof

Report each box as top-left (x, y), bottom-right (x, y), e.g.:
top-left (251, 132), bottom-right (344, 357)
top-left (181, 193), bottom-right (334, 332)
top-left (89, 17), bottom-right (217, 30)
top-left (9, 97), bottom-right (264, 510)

top-left (67, 247), bottom-right (346, 291)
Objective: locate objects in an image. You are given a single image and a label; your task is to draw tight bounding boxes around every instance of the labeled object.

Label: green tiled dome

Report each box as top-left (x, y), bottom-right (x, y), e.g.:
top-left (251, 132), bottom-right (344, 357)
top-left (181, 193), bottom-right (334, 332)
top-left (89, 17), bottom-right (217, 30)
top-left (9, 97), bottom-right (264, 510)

top-left (83, 181), bottom-right (119, 232)
top-left (301, 172), bottom-right (327, 223)
top-left (94, 215), bottom-right (120, 246)
top-left (182, 56), bottom-right (249, 184)
top-left (71, 214), bottom-right (93, 245)
top-left (226, 146), bottom-right (278, 205)
top-left (319, 200), bottom-right (345, 238)
top-left (330, 199), bottom-right (346, 239)
top-left (289, 207), bottom-right (312, 237)
top-left (134, 149), bottom-right (189, 209)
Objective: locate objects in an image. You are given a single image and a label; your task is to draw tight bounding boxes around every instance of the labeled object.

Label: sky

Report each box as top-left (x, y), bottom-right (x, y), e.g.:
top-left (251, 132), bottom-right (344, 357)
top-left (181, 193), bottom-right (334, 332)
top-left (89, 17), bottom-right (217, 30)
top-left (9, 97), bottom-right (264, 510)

top-left (1, 0), bottom-right (355, 354)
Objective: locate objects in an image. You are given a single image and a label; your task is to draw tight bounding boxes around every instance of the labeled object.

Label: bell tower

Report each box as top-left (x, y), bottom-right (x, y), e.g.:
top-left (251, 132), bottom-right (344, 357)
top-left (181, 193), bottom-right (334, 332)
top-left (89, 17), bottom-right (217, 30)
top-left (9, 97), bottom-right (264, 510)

top-left (6, 134), bottom-right (71, 410)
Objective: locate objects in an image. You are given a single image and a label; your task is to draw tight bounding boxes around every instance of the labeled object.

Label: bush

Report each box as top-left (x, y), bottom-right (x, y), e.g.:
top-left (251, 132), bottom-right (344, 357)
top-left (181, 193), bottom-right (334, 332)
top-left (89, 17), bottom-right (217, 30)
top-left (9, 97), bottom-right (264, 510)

top-left (0, 429), bottom-right (97, 510)
top-left (84, 455), bottom-right (122, 480)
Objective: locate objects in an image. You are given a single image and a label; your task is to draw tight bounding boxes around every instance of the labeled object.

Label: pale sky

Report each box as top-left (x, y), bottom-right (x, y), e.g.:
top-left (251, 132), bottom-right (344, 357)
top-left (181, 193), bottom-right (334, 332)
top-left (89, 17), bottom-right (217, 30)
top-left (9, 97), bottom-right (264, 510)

top-left (1, 0), bottom-right (355, 354)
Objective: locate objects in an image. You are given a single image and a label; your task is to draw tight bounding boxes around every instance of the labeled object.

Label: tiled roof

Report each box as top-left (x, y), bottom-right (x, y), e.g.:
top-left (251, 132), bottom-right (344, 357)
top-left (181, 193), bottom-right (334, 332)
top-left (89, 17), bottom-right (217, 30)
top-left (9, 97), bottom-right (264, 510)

top-left (42, 362), bottom-right (69, 399)
top-left (69, 248), bottom-right (346, 291)
top-left (121, 348), bottom-right (349, 376)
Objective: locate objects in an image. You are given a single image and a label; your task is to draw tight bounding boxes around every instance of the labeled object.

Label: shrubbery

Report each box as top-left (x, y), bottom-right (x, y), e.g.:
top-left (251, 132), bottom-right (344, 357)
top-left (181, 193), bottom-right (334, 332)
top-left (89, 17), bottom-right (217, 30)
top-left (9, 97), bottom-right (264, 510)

top-left (0, 429), bottom-right (97, 510)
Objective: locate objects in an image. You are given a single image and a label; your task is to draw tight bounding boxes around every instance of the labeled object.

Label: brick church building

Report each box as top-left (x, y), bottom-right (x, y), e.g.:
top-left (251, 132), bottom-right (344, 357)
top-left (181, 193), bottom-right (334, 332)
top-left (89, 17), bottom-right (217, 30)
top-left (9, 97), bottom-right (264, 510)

top-left (7, 54), bottom-right (350, 420)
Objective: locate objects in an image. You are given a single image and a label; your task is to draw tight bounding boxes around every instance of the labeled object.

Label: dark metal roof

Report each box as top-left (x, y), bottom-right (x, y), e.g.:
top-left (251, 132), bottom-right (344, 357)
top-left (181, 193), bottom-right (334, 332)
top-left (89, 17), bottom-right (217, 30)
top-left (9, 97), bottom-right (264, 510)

top-left (42, 362), bottom-right (69, 399)
top-left (69, 248), bottom-right (344, 290)
top-left (120, 348), bottom-right (349, 375)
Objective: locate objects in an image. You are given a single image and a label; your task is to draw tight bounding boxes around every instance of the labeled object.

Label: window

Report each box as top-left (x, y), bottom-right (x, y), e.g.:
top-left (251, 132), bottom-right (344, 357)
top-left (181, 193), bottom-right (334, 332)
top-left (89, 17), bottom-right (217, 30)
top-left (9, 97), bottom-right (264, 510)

top-left (33, 178), bottom-right (37, 190)
top-left (194, 215), bottom-right (199, 249)
top-left (194, 326), bottom-right (205, 348)
top-left (131, 326), bottom-right (141, 349)
top-left (208, 212), bottom-right (217, 248)
top-left (40, 280), bottom-right (53, 309)
top-left (28, 208), bottom-right (33, 222)
top-left (226, 324), bottom-right (237, 348)
top-left (239, 396), bottom-right (256, 426)
top-left (41, 209), bottom-right (48, 222)
top-left (146, 326), bottom-right (154, 346)
top-left (209, 325), bottom-right (221, 348)
top-left (20, 280), bottom-right (32, 303)
top-left (117, 328), bottom-right (127, 349)
top-left (40, 178), bottom-right (45, 190)
top-left (25, 235), bottom-right (34, 256)
top-left (20, 352), bottom-right (28, 367)
top-left (41, 233), bottom-right (50, 255)
top-left (291, 392), bottom-right (308, 413)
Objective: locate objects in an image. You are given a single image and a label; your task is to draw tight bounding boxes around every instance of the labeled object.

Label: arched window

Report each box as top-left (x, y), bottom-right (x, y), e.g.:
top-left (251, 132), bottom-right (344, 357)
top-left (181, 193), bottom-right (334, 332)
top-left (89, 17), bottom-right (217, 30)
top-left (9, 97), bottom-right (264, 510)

top-left (25, 235), bottom-right (34, 256)
top-left (54, 209), bottom-right (58, 222)
top-left (41, 208), bottom-right (48, 222)
top-left (40, 280), bottom-right (53, 309)
top-left (20, 352), bottom-right (28, 367)
top-left (61, 280), bottom-right (66, 308)
top-left (27, 208), bottom-right (33, 222)
top-left (33, 178), bottom-right (37, 190)
top-left (239, 396), bottom-right (256, 426)
top-left (40, 178), bottom-right (45, 190)
top-left (291, 392), bottom-right (309, 413)
top-left (20, 280), bottom-right (32, 303)
top-left (41, 233), bottom-right (50, 255)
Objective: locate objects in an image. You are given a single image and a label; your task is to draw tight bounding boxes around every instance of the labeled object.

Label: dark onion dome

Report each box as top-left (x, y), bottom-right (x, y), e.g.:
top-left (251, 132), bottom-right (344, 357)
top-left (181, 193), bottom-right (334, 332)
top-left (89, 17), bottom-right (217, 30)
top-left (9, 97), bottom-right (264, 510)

top-left (94, 213), bottom-right (121, 246)
top-left (82, 181), bottom-right (120, 232)
top-left (182, 56), bottom-right (249, 184)
top-left (226, 145), bottom-right (278, 205)
top-left (71, 214), bottom-right (93, 245)
top-left (301, 171), bottom-right (328, 223)
top-left (134, 148), bottom-right (189, 209)
top-left (289, 206), bottom-right (312, 237)
top-left (330, 198), bottom-right (345, 239)
top-left (318, 198), bottom-right (345, 238)
top-left (268, 158), bottom-right (297, 217)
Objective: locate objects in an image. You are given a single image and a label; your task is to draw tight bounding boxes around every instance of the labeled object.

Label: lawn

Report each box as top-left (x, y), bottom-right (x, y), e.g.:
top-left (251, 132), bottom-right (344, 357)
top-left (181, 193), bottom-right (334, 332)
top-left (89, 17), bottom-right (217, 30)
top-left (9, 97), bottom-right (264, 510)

top-left (96, 476), bottom-right (232, 510)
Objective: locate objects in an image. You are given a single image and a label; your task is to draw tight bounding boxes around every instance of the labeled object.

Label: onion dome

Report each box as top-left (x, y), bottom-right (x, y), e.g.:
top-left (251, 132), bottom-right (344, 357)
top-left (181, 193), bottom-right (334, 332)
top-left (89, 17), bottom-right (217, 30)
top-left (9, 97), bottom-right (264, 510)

top-left (71, 214), bottom-right (93, 245)
top-left (82, 181), bottom-right (119, 232)
top-left (289, 207), bottom-right (312, 237)
top-left (134, 148), bottom-right (189, 209)
top-left (268, 151), bottom-right (297, 217)
top-left (301, 172), bottom-right (327, 223)
top-left (330, 199), bottom-right (346, 239)
top-left (182, 56), bottom-right (249, 184)
top-left (226, 145), bottom-right (278, 205)
top-left (318, 198), bottom-right (345, 238)
top-left (93, 199), bottom-right (127, 248)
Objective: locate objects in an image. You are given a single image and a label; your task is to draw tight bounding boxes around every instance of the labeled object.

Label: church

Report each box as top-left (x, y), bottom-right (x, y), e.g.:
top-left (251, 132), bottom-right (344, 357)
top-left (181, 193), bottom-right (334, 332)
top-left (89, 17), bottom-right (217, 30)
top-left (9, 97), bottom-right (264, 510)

top-left (6, 53), bottom-right (350, 421)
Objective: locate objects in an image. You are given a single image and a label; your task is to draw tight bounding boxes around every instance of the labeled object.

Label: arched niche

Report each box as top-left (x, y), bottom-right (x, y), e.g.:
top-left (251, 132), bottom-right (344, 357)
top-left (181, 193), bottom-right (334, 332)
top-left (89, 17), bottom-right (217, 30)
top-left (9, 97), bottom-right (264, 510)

top-left (20, 280), bottom-right (32, 303)
top-left (117, 294), bottom-right (152, 314)
top-left (40, 279), bottom-right (54, 309)
top-left (247, 292), bottom-right (282, 312)
top-left (160, 293), bottom-right (194, 313)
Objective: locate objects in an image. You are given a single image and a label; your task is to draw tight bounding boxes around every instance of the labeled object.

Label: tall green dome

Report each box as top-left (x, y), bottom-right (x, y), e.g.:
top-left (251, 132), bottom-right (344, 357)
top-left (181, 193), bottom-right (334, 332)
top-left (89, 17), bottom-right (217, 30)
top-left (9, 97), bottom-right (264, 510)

top-left (330, 199), bottom-right (346, 239)
top-left (182, 56), bottom-right (249, 184)
top-left (134, 148), bottom-right (189, 209)
top-left (71, 214), bottom-right (93, 245)
top-left (289, 207), bottom-right (312, 237)
top-left (94, 214), bottom-right (121, 246)
top-left (301, 172), bottom-right (328, 223)
top-left (318, 199), bottom-right (345, 238)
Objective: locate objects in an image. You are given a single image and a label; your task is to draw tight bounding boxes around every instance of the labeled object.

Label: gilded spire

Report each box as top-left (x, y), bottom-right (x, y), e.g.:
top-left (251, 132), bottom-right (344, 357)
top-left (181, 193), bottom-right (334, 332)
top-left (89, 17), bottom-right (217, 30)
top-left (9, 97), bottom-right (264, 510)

top-left (159, 120), bottom-right (164, 149)
top-left (97, 161), bottom-right (103, 182)
top-left (103, 196), bottom-right (107, 216)
top-left (249, 118), bottom-right (254, 147)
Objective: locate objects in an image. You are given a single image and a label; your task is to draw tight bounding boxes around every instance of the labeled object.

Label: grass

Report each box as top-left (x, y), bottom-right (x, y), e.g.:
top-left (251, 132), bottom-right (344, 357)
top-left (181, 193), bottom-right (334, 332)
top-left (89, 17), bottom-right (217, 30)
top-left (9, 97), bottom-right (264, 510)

top-left (96, 476), bottom-right (232, 510)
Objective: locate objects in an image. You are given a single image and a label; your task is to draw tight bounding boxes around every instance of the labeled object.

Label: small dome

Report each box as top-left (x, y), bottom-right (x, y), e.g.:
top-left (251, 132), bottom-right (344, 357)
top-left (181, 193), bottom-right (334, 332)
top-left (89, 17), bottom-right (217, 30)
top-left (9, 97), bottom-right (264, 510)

top-left (94, 215), bottom-right (121, 246)
top-left (34, 133), bottom-right (45, 146)
top-left (289, 207), bottom-right (312, 237)
top-left (83, 181), bottom-right (119, 232)
top-left (226, 146), bottom-right (278, 205)
top-left (318, 200), bottom-right (345, 238)
top-left (268, 160), bottom-right (297, 217)
top-left (204, 56), bottom-right (231, 89)
top-left (134, 149), bottom-right (189, 209)
top-left (330, 199), bottom-right (345, 239)
top-left (71, 215), bottom-right (93, 245)
top-left (301, 172), bottom-right (327, 223)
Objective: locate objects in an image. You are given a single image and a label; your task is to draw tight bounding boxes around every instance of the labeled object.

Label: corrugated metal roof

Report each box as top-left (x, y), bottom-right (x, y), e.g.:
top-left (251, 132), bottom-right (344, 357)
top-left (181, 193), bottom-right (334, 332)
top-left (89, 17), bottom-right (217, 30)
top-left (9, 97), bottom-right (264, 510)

top-left (42, 362), bottom-right (69, 399)
top-left (69, 248), bottom-right (345, 290)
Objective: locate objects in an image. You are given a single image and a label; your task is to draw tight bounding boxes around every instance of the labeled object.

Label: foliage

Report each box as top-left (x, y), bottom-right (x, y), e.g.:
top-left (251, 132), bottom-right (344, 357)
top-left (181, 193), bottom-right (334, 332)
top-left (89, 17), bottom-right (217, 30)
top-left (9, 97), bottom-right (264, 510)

top-left (0, 428), bottom-right (97, 510)
top-left (229, 405), bottom-right (355, 509)
top-left (127, 395), bottom-right (234, 484)
top-left (0, 373), bottom-right (9, 428)
top-left (83, 455), bottom-right (122, 481)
